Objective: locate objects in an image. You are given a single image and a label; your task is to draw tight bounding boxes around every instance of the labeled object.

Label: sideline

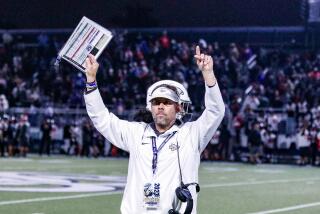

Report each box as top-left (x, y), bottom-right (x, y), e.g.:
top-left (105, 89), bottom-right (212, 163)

top-left (0, 191), bottom-right (122, 206)
top-left (202, 177), bottom-right (320, 188)
top-left (247, 201), bottom-right (320, 214)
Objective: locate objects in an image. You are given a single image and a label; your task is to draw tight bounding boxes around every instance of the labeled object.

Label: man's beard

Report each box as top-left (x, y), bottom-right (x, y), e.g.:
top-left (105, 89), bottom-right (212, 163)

top-left (153, 115), bottom-right (172, 129)
top-left (154, 116), bottom-right (167, 126)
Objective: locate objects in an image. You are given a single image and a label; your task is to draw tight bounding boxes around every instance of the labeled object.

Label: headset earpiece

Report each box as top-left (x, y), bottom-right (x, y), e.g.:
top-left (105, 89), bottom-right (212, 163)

top-left (175, 186), bottom-right (191, 202)
top-left (174, 185), bottom-right (195, 214)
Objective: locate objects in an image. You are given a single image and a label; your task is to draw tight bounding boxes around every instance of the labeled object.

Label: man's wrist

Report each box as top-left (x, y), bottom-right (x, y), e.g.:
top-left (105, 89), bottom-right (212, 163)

top-left (86, 80), bottom-right (97, 87)
top-left (203, 70), bottom-right (217, 87)
top-left (207, 78), bottom-right (217, 87)
top-left (86, 75), bottom-right (96, 83)
top-left (85, 80), bottom-right (98, 93)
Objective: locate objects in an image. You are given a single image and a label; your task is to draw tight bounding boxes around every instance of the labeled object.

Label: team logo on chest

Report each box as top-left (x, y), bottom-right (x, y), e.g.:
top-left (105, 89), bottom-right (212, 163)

top-left (169, 143), bottom-right (179, 151)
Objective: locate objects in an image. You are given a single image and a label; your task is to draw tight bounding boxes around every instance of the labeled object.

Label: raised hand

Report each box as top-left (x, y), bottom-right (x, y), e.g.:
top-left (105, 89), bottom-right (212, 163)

top-left (85, 54), bottom-right (99, 82)
top-left (194, 45), bottom-right (214, 74)
top-left (194, 45), bottom-right (216, 86)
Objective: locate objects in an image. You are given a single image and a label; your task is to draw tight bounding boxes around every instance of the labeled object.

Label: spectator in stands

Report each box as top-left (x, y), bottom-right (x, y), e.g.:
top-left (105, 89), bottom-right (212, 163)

top-left (62, 123), bottom-right (72, 155)
top-left (16, 115), bottom-right (30, 157)
top-left (202, 129), bottom-right (220, 161)
top-left (310, 127), bottom-right (319, 166)
top-left (0, 94), bottom-right (9, 112)
top-left (68, 122), bottom-right (81, 156)
top-left (93, 130), bottom-right (106, 157)
top-left (0, 115), bottom-right (9, 157)
top-left (7, 116), bottom-right (18, 157)
top-left (2, 31), bottom-right (13, 46)
top-left (297, 124), bottom-right (311, 165)
top-left (0, 117), bottom-right (4, 157)
top-left (81, 120), bottom-right (94, 157)
top-left (219, 123), bottom-right (231, 160)
top-left (39, 118), bottom-right (52, 156)
top-left (316, 129), bottom-right (320, 166)
top-left (285, 100), bottom-right (296, 135)
top-left (248, 122), bottom-right (263, 164)
top-left (159, 30), bottom-right (170, 50)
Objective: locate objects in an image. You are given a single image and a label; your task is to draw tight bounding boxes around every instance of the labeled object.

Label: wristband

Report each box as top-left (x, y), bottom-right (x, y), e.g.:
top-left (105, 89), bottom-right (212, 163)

top-left (86, 81), bottom-right (97, 88)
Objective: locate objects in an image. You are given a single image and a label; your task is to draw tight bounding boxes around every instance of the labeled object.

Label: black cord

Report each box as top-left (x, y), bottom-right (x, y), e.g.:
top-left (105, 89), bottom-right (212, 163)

top-left (176, 140), bottom-right (184, 187)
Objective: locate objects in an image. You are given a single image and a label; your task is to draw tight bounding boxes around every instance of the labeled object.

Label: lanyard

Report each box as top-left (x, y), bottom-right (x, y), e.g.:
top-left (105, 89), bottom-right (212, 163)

top-left (151, 131), bottom-right (177, 175)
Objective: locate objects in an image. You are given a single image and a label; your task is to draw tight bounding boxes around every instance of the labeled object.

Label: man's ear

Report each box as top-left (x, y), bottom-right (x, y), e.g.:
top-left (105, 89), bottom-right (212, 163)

top-left (175, 104), bottom-right (182, 113)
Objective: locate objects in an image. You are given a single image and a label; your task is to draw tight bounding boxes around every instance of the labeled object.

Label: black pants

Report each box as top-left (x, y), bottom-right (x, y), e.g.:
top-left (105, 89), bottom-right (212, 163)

top-left (0, 142), bottom-right (6, 157)
top-left (39, 138), bottom-right (51, 155)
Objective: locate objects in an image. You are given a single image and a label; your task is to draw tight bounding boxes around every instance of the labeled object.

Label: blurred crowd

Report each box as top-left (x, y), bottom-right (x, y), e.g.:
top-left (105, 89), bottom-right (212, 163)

top-left (0, 30), bottom-right (320, 164)
top-left (0, 114), bottom-right (118, 158)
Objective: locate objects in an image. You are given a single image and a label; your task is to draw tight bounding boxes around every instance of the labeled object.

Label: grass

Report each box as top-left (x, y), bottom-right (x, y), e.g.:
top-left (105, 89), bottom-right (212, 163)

top-left (0, 156), bottom-right (320, 214)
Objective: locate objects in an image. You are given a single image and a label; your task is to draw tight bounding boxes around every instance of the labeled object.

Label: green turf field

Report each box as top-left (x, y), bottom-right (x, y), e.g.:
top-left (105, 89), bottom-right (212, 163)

top-left (0, 156), bottom-right (320, 214)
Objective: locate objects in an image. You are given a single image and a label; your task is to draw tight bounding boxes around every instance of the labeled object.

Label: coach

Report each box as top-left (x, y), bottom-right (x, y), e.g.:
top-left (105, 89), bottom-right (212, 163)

top-left (84, 46), bottom-right (225, 214)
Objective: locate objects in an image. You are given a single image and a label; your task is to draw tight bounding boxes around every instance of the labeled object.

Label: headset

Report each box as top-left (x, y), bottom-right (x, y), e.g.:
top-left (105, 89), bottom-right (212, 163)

top-left (168, 140), bottom-right (200, 214)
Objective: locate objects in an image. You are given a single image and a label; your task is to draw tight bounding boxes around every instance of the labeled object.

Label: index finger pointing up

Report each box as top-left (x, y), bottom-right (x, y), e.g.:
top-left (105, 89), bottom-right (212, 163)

top-left (196, 45), bottom-right (201, 56)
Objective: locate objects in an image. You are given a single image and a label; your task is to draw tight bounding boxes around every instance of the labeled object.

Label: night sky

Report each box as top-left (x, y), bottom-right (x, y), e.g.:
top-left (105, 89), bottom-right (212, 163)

top-left (0, 0), bottom-right (303, 28)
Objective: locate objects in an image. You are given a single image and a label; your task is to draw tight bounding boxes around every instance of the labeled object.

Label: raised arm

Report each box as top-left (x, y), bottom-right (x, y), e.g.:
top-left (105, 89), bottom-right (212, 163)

top-left (83, 54), bottom-right (139, 152)
top-left (191, 46), bottom-right (225, 152)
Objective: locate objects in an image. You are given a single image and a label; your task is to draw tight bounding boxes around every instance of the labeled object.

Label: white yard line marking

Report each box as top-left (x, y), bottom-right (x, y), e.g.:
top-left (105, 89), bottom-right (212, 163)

top-left (202, 177), bottom-right (320, 188)
top-left (0, 191), bottom-right (122, 206)
top-left (1, 177), bottom-right (320, 207)
top-left (247, 201), bottom-right (320, 214)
